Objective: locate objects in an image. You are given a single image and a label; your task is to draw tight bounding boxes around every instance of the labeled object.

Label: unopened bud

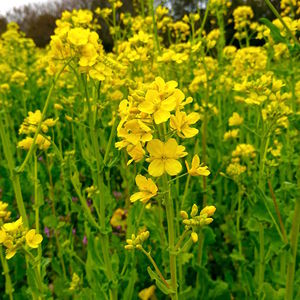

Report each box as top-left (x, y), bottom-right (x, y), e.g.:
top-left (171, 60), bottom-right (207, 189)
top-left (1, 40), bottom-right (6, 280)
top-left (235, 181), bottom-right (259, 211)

top-left (205, 218), bottom-right (214, 225)
top-left (180, 211), bottom-right (188, 219)
top-left (191, 232), bottom-right (198, 243)
top-left (191, 204), bottom-right (198, 217)
top-left (136, 244), bottom-right (142, 250)
top-left (200, 206), bottom-right (216, 217)
top-left (124, 245), bottom-right (134, 250)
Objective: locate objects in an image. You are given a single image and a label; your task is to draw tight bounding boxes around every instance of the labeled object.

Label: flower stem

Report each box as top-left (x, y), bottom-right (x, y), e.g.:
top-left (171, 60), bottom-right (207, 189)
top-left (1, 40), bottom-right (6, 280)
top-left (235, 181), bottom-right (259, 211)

top-left (0, 246), bottom-right (14, 300)
top-left (162, 174), bottom-right (178, 300)
top-left (0, 115), bottom-right (28, 227)
top-left (285, 197), bottom-right (300, 300)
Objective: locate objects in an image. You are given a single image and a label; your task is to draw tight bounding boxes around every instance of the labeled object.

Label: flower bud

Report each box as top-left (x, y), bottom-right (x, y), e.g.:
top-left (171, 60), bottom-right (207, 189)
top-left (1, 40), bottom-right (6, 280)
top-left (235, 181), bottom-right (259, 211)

top-left (191, 232), bottom-right (198, 243)
top-left (191, 204), bottom-right (198, 217)
top-left (180, 210), bottom-right (188, 219)
top-left (124, 245), bottom-right (134, 250)
top-left (200, 206), bottom-right (216, 217)
top-left (205, 218), bottom-right (214, 225)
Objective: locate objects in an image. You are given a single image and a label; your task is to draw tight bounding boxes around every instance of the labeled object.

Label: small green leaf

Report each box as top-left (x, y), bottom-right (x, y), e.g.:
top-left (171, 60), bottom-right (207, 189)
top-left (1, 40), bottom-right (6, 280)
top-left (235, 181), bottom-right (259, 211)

top-left (260, 18), bottom-right (286, 43)
top-left (147, 266), bottom-right (174, 295)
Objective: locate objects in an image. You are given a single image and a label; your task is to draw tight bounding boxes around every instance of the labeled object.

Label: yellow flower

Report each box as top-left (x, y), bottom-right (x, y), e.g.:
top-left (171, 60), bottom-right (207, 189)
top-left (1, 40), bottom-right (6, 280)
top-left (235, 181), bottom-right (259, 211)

top-left (185, 155), bottom-right (210, 176)
top-left (25, 229), bottom-right (43, 249)
top-left (67, 28), bottom-right (90, 46)
top-left (5, 246), bottom-right (17, 260)
top-left (3, 217), bottom-right (23, 233)
top-left (170, 110), bottom-right (200, 138)
top-left (138, 88), bottom-right (176, 124)
top-left (130, 175), bottom-right (158, 203)
top-left (138, 285), bottom-right (156, 300)
top-left (0, 229), bottom-right (7, 243)
top-left (146, 138), bottom-right (187, 177)
top-left (229, 112), bottom-right (243, 126)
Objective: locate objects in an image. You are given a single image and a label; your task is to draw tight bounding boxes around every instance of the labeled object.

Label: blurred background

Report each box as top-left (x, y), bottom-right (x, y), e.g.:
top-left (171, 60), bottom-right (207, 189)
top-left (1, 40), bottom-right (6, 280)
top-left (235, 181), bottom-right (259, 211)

top-left (0, 0), bottom-right (281, 49)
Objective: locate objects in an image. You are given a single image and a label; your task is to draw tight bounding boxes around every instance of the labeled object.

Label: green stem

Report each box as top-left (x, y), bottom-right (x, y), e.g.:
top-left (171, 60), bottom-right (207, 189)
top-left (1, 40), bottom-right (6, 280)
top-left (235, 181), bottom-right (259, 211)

top-left (162, 174), bottom-right (178, 300)
top-left (139, 246), bottom-right (170, 289)
top-left (236, 184), bottom-right (242, 255)
top-left (258, 223), bottom-right (265, 293)
top-left (181, 175), bottom-right (190, 210)
top-left (149, 0), bottom-right (161, 54)
top-left (0, 115), bottom-right (28, 227)
top-left (285, 198), bottom-right (300, 300)
top-left (17, 59), bottom-right (71, 174)
top-left (0, 246), bottom-right (14, 300)
top-left (81, 75), bottom-right (117, 300)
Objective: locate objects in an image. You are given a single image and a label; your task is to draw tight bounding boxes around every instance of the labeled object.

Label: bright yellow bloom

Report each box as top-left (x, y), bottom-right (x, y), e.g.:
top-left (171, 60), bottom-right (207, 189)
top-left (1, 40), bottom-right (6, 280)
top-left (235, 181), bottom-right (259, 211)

top-left (146, 139), bottom-right (187, 177)
top-left (138, 88), bottom-right (176, 124)
top-left (229, 112), bottom-right (243, 126)
top-left (67, 28), bottom-right (90, 46)
top-left (3, 217), bottom-right (23, 233)
top-left (130, 175), bottom-right (158, 203)
top-left (170, 110), bottom-right (200, 138)
top-left (25, 229), bottom-right (43, 249)
top-left (185, 155), bottom-right (210, 176)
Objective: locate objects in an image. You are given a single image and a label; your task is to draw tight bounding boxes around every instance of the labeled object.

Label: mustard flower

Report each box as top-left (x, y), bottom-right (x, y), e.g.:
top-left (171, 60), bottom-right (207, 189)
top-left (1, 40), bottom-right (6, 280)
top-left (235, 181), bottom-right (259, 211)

top-left (130, 175), bottom-right (158, 203)
top-left (185, 155), bottom-right (210, 176)
top-left (146, 139), bottom-right (187, 177)
top-left (25, 229), bottom-right (43, 249)
top-left (170, 110), bottom-right (200, 138)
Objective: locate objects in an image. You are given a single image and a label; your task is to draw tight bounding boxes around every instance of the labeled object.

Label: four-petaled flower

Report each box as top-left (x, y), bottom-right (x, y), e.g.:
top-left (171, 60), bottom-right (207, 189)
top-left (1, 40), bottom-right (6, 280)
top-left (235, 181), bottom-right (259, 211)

top-left (130, 175), bottom-right (158, 203)
top-left (147, 138), bottom-right (187, 177)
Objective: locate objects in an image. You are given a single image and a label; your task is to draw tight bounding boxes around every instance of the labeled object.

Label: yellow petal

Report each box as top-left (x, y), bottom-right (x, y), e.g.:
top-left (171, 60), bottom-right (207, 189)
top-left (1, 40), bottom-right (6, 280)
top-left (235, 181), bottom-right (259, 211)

top-left (148, 159), bottom-right (165, 177)
top-left (153, 109), bottom-right (170, 124)
top-left (164, 138), bottom-right (178, 158)
top-left (135, 175), bottom-right (148, 190)
top-left (147, 139), bottom-right (164, 158)
top-left (165, 159), bottom-right (182, 176)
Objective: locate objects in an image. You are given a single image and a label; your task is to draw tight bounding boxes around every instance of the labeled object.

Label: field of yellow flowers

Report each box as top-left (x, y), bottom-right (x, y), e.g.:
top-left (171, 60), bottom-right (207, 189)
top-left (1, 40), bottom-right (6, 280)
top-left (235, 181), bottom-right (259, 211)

top-left (0, 0), bottom-right (299, 299)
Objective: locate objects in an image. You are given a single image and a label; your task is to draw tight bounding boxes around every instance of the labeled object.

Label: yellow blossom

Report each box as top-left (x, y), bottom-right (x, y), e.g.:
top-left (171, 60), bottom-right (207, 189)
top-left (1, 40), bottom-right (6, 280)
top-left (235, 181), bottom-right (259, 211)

top-left (185, 155), bottom-right (210, 176)
top-left (170, 110), bottom-right (200, 138)
top-left (229, 112), bottom-right (243, 126)
top-left (130, 175), bottom-right (158, 203)
top-left (25, 229), bottom-right (43, 249)
top-left (146, 139), bottom-right (187, 177)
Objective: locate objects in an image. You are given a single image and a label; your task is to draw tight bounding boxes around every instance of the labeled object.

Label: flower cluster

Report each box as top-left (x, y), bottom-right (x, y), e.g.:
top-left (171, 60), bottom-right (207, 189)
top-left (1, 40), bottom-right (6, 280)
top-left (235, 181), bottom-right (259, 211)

top-left (180, 205), bottom-right (216, 242)
top-left (124, 230), bottom-right (150, 250)
top-left (17, 110), bottom-right (57, 151)
top-left (0, 216), bottom-right (43, 259)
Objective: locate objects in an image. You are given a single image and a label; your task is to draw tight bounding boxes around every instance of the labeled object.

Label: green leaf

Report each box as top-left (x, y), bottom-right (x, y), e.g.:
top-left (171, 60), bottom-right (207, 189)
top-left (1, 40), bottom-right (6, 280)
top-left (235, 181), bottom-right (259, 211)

top-left (147, 266), bottom-right (174, 295)
top-left (260, 18), bottom-right (286, 44)
top-left (208, 280), bottom-right (231, 300)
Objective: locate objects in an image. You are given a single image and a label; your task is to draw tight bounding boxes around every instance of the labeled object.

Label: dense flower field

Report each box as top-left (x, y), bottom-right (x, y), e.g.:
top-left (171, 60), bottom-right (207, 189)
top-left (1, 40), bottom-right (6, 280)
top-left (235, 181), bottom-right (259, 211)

top-left (0, 0), bottom-right (299, 299)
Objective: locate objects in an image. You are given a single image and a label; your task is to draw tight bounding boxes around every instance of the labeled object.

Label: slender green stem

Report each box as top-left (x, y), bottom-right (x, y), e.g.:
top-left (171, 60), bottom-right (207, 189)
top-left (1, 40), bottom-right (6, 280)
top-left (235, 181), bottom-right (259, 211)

top-left (181, 175), bottom-right (190, 210)
top-left (149, 0), bottom-right (161, 54)
top-left (258, 223), bottom-right (265, 293)
top-left (0, 246), bottom-right (14, 300)
top-left (264, 0), bottom-right (299, 45)
top-left (236, 184), bottom-right (242, 255)
top-left (17, 59), bottom-right (71, 174)
top-left (139, 246), bottom-right (170, 289)
top-left (162, 174), bottom-right (178, 300)
top-left (81, 75), bottom-right (117, 300)
top-left (285, 198), bottom-right (300, 300)
top-left (0, 115), bottom-right (28, 227)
